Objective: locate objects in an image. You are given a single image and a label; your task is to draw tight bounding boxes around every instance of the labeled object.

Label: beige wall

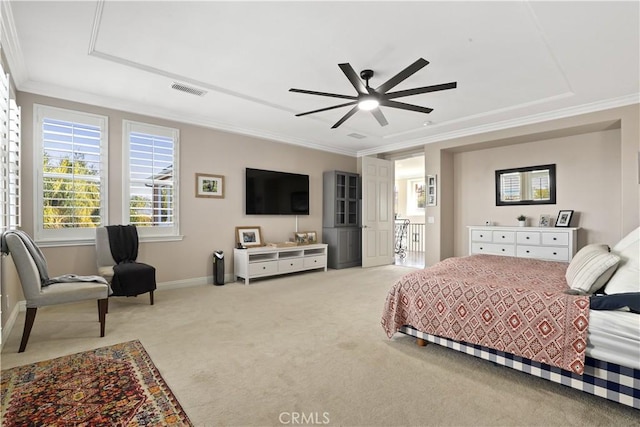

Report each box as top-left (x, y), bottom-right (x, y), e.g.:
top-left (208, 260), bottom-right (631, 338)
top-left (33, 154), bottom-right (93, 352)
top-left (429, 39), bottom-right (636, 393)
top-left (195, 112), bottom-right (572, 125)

top-left (453, 129), bottom-right (621, 255)
top-left (1, 92), bottom-right (356, 328)
top-left (423, 104), bottom-right (640, 266)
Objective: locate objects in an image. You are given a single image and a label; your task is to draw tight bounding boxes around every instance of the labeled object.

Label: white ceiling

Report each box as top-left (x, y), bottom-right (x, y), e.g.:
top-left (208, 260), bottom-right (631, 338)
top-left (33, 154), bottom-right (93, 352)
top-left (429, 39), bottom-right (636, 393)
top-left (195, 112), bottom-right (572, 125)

top-left (2, 1), bottom-right (639, 157)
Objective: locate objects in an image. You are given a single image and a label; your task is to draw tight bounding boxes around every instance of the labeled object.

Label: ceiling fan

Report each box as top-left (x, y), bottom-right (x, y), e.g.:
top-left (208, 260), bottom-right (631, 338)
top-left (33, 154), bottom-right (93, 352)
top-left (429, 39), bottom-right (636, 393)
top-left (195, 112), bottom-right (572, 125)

top-left (289, 58), bottom-right (457, 129)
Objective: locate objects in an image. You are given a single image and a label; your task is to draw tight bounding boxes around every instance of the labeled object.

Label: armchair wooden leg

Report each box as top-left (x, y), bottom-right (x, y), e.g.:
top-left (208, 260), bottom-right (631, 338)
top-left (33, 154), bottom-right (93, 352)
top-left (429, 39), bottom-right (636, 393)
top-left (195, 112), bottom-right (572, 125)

top-left (19, 307), bottom-right (37, 353)
top-left (149, 290), bottom-right (154, 305)
top-left (98, 298), bottom-right (108, 337)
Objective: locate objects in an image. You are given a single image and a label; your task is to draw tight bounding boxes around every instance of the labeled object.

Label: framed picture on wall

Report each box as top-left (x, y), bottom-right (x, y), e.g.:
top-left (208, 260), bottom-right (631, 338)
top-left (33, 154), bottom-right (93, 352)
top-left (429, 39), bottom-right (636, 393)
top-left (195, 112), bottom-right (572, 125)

top-left (196, 173), bottom-right (224, 198)
top-left (426, 175), bottom-right (437, 207)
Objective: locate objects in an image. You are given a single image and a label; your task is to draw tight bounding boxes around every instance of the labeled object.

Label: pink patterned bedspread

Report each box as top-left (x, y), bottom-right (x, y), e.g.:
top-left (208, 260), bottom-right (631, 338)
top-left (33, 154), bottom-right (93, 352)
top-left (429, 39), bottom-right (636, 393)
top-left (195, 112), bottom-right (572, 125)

top-left (381, 254), bottom-right (590, 374)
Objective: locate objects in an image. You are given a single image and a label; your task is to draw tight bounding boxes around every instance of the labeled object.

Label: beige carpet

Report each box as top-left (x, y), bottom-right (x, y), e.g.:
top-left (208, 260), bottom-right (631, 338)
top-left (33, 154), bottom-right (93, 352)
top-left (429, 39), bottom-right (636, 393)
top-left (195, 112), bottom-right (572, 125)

top-left (2, 265), bottom-right (638, 426)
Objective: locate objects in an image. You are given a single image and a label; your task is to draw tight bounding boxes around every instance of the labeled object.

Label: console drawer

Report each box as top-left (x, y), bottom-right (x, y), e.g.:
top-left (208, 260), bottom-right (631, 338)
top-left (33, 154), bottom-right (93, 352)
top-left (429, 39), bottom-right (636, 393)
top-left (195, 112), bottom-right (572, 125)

top-left (304, 255), bottom-right (326, 268)
top-left (492, 231), bottom-right (515, 244)
top-left (517, 231), bottom-right (541, 245)
top-left (471, 230), bottom-right (492, 242)
top-left (249, 261), bottom-right (278, 276)
top-left (278, 258), bottom-right (304, 272)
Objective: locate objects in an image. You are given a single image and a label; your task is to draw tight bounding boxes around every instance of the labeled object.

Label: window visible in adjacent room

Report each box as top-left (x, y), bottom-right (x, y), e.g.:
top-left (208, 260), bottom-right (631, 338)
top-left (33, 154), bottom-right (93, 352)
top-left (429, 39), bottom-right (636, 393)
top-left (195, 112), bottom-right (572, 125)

top-left (123, 120), bottom-right (180, 239)
top-left (33, 104), bottom-right (108, 244)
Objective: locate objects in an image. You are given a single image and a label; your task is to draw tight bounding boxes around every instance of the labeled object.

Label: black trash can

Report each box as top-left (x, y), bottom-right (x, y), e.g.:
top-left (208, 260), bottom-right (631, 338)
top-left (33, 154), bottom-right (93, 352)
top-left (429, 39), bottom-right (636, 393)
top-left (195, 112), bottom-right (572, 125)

top-left (213, 251), bottom-right (225, 285)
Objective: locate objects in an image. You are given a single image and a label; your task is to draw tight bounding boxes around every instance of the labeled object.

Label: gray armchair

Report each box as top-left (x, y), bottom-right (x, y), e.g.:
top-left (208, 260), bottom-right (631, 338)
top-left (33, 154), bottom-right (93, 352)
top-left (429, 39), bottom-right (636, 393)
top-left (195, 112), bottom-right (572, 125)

top-left (1, 231), bottom-right (109, 352)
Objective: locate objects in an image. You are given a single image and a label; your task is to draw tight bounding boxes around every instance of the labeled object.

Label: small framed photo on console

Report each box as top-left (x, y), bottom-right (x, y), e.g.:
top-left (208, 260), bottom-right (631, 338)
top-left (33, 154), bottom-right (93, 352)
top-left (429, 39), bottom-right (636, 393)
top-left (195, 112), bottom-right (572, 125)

top-left (236, 226), bottom-right (263, 248)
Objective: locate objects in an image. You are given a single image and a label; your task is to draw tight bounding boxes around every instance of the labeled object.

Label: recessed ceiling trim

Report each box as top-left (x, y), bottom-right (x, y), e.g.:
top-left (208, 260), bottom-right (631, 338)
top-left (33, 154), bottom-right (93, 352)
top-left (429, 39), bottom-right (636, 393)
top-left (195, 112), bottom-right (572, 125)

top-left (87, 1), bottom-right (295, 114)
top-left (357, 92), bottom-right (640, 157)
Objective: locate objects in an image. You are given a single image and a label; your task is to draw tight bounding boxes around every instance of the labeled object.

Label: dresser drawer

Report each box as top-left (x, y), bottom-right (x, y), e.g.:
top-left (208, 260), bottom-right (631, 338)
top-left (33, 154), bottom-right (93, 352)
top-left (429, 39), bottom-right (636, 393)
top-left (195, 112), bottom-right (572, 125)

top-left (471, 230), bottom-right (492, 242)
top-left (541, 232), bottom-right (569, 246)
top-left (516, 231), bottom-right (541, 245)
top-left (492, 231), bottom-right (515, 244)
top-left (249, 261), bottom-right (278, 276)
top-left (517, 246), bottom-right (569, 261)
top-left (303, 255), bottom-right (326, 268)
top-left (471, 242), bottom-right (516, 256)
top-left (278, 258), bottom-right (304, 272)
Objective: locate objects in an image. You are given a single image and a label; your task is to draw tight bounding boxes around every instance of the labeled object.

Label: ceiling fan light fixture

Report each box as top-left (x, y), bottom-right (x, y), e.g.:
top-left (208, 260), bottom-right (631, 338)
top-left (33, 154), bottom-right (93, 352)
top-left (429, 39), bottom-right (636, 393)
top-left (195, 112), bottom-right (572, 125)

top-left (358, 96), bottom-right (379, 111)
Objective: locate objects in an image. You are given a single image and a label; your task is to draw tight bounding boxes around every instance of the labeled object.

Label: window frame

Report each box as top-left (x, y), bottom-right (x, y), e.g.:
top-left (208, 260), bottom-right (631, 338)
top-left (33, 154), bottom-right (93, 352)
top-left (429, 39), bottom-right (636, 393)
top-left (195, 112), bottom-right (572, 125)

top-left (122, 120), bottom-right (180, 241)
top-left (33, 104), bottom-right (108, 245)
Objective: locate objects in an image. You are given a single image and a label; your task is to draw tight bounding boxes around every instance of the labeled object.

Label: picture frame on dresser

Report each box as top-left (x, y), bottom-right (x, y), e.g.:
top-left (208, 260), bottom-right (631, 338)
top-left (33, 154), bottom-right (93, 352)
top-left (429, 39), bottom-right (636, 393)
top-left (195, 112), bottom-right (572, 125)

top-left (538, 214), bottom-right (552, 227)
top-left (236, 226), bottom-right (263, 248)
top-left (555, 210), bottom-right (574, 227)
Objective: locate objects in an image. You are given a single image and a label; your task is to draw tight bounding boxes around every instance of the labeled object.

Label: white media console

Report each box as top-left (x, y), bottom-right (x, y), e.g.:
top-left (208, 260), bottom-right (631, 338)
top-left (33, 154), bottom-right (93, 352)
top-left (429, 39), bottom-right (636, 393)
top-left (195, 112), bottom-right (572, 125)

top-left (233, 243), bottom-right (328, 285)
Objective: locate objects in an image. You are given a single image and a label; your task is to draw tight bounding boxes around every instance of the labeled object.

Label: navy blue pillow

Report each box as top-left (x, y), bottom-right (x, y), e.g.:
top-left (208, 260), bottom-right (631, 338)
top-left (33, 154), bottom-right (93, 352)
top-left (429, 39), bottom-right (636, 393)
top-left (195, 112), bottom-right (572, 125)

top-left (590, 293), bottom-right (640, 314)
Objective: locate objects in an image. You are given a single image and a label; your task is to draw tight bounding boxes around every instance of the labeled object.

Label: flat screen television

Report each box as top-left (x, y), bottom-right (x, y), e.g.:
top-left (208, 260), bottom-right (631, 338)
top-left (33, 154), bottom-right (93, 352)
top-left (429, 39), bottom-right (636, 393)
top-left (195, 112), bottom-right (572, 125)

top-left (245, 168), bottom-right (310, 215)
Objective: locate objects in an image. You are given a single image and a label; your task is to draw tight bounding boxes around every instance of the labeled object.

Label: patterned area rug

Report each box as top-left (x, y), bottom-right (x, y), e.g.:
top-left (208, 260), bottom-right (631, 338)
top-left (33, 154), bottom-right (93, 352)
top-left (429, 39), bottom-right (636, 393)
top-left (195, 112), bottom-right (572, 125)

top-left (1, 340), bottom-right (192, 426)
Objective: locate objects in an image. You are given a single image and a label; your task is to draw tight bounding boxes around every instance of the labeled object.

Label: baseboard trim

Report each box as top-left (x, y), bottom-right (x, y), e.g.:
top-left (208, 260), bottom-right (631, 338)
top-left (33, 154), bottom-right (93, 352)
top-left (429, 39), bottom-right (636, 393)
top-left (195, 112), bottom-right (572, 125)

top-left (1, 300), bottom-right (25, 351)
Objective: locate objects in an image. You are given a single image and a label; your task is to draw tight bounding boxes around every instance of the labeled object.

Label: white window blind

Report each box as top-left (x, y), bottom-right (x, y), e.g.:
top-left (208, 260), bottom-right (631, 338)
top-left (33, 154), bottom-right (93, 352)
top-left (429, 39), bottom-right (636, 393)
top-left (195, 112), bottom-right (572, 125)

top-left (123, 120), bottom-right (179, 238)
top-left (34, 105), bottom-right (108, 243)
top-left (0, 64), bottom-right (20, 232)
top-left (7, 99), bottom-right (20, 228)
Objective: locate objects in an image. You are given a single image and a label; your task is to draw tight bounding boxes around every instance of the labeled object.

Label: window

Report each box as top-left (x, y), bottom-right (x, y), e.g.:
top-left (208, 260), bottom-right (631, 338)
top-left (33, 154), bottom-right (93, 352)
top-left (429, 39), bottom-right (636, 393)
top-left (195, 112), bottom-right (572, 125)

top-left (0, 68), bottom-right (20, 231)
top-left (123, 120), bottom-right (179, 239)
top-left (34, 104), bottom-right (108, 243)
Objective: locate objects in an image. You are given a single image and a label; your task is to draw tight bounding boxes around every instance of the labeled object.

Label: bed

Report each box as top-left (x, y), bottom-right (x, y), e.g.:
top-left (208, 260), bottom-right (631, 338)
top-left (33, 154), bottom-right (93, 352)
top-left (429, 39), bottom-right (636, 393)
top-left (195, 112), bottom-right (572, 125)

top-left (382, 227), bottom-right (640, 409)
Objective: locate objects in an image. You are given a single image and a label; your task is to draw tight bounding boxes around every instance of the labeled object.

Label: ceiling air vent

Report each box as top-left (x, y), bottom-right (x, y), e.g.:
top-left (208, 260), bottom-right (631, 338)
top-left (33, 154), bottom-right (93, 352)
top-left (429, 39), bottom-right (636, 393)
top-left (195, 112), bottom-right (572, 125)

top-left (347, 133), bottom-right (366, 139)
top-left (170, 82), bottom-right (207, 97)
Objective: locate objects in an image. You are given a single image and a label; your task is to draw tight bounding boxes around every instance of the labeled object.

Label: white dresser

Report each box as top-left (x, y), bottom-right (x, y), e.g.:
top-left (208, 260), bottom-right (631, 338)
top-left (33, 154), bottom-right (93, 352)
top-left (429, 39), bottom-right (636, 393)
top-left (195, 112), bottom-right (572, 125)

top-left (234, 243), bottom-right (328, 285)
top-left (467, 226), bottom-right (579, 262)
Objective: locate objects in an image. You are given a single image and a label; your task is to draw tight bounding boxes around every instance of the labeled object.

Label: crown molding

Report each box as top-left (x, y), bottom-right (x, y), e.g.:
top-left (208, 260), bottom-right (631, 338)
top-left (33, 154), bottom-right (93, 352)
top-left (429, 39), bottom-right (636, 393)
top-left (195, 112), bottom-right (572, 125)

top-left (1, 0), bottom-right (28, 85)
top-left (357, 93), bottom-right (640, 157)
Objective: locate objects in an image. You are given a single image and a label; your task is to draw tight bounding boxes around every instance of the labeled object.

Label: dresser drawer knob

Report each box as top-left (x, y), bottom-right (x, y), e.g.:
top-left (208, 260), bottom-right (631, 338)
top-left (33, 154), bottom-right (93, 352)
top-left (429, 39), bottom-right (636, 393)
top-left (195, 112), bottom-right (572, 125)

top-left (526, 237), bottom-right (530, 240)
top-left (480, 234), bottom-right (484, 238)
top-left (262, 266), bottom-right (266, 270)
top-left (501, 249), bottom-right (505, 252)
top-left (480, 247), bottom-right (483, 250)
top-left (553, 252), bottom-right (557, 255)
top-left (526, 250), bottom-right (530, 253)
top-left (501, 235), bottom-right (505, 239)
top-left (553, 237), bottom-right (557, 241)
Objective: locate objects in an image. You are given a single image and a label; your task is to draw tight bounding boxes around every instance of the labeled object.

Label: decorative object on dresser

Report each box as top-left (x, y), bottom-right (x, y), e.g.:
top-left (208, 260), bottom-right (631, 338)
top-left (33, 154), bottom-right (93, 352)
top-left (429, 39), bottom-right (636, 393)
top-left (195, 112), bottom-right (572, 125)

top-left (236, 226), bottom-right (263, 248)
top-left (517, 214), bottom-right (526, 227)
top-left (195, 173), bottom-right (224, 198)
top-left (294, 232), bottom-right (309, 245)
top-left (323, 171), bottom-right (362, 269)
top-left (305, 231), bottom-right (318, 244)
top-left (233, 243), bottom-right (328, 285)
top-left (555, 209), bottom-right (574, 227)
top-left (468, 226), bottom-right (579, 261)
top-left (538, 214), bottom-right (552, 227)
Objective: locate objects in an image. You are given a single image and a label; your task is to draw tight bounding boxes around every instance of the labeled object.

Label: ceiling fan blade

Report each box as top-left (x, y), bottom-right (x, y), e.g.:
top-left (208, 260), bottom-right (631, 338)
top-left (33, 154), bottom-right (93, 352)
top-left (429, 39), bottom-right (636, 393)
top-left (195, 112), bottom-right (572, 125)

top-left (295, 101), bottom-right (358, 117)
top-left (338, 63), bottom-right (368, 94)
top-left (375, 58), bottom-right (429, 94)
top-left (289, 88), bottom-right (357, 100)
top-left (371, 108), bottom-right (388, 127)
top-left (331, 105), bottom-right (360, 129)
top-left (380, 99), bottom-right (433, 114)
top-left (385, 82), bottom-right (458, 99)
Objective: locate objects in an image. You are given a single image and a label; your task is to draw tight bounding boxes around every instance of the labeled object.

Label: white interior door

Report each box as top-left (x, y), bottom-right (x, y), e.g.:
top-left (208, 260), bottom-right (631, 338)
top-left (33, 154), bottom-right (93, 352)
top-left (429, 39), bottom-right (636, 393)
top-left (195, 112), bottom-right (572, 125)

top-left (361, 156), bottom-right (394, 267)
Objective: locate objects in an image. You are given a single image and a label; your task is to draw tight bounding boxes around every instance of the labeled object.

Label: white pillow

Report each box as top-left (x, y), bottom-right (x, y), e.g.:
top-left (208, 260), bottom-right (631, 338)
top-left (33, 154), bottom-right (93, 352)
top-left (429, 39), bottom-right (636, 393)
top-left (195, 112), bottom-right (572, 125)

top-left (604, 227), bottom-right (640, 295)
top-left (566, 244), bottom-right (620, 294)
